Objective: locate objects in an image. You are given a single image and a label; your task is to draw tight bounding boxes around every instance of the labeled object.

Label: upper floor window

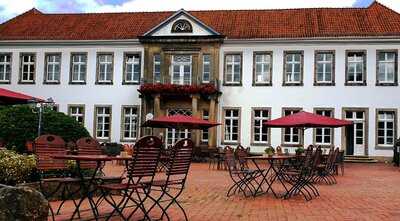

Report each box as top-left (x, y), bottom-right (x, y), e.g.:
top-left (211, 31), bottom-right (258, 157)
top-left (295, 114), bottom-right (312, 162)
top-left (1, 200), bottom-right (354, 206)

top-left (44, 53), bottom-right (61, 84)
top-left (19, 53), bottom-right (35, 84)
top-left (377, 110), bottom-right (397, 148)
top-left (0, 53), bottom-right (11, 84)
top-left (96, 53), bottom-right (113, 84)
top-left (252, 108), bottom-right (270, 145)
top-left (283, 51), bottom-right (303, 86)
top-left (223, 108), bottom-right (240, 144)
top-left (121, 106), bottom-right (139, 141)
top-left (314, 109), bottom-right (333, 146)
top-left (70, 53), bottom-right (87, 84)
top-left (153, 54), bottom-right (161, 83)
top-left (315, 51), bottom-right (335, 85)
top-left (346, 51), bottom-right (366, 85)
top-left (123, 53), bottom-right (141, 84)
top-left (377, 51), bottom-right (397, 86)
top-left (202, 54), bottom-right (211, 83)
top-left (253, 52), bottom-right (272, 86)
top-left (224, 54), bottom-right (242, 85)
top-left (171, 55), bottom-right (192, 85)
top-left (171, 19), bottom-right (193, 33)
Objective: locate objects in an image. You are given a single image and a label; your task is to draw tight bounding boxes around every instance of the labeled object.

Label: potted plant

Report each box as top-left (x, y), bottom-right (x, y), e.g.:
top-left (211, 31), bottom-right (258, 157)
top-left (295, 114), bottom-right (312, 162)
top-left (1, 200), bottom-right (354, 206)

top-left (295, 147), bottom-right (305, 156)
top-left (264, 147), bottom-right (275, 157)
top-left (101, 142), bottom-right (123, 156)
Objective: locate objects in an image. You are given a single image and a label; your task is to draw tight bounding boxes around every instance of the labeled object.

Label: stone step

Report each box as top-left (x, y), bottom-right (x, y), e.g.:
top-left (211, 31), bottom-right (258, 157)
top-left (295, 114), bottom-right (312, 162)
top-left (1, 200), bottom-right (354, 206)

top-left (344, 155), bottom-right (378, 163)
top-left (344, 155), bottom-right (370, 159)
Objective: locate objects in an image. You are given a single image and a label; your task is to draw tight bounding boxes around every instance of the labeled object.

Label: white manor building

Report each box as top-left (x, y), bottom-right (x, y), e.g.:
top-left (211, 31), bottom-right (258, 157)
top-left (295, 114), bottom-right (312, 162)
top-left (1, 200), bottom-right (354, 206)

top-left (1, 2), bottom-right (400, 158)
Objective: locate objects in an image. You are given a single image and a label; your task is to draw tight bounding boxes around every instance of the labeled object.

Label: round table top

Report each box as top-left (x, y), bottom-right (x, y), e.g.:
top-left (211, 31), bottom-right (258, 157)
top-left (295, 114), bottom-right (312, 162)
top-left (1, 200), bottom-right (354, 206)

top-left (51, 154), bottom-right (132, 161)
top-left (245, 154), bottom-right (297, 160)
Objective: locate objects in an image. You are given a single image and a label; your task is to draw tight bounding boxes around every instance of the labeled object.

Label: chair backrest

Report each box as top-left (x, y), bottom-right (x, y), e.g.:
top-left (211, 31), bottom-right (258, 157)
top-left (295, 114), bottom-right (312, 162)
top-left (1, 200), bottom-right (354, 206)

top-left (311, 146), bottom-right (323, 170)
top-left (327, 148), bottom-right (340, 169)
top-left (166, 138), bottom-right (193, 179)
top-left (34, 134), bottom-right (67, 171)
top-left (235, 145), bottom-right (248, 169)
top-left (127, 136), bottom-right (162, 182)
top-left (302, 145), bottom-right (314, 169)
top-left (224, 146), bottom-right (237, 172)
top-left (76, 137), bottom-right (102, 169)
top-left (336, 149), bottom-right (345, 163)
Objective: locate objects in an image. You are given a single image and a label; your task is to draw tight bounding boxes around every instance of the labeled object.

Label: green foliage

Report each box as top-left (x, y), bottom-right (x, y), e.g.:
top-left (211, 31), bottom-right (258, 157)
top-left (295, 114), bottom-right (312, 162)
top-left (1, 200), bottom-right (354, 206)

top-left (101, 142), bottom-right (123, 156)
top-left (0, 150), bottom-right (36, 185)
top-left (0, 105), bottom-right (90, 153)
top-left (295, 147), bottom-right (305, 155)
top-left (264, 146), bottom-right (275, 155)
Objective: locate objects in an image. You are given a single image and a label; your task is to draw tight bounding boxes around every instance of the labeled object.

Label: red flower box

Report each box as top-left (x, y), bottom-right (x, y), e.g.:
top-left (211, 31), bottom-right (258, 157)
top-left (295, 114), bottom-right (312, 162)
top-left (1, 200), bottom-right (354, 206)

top-left (138, 83), bottom-right (219, 96)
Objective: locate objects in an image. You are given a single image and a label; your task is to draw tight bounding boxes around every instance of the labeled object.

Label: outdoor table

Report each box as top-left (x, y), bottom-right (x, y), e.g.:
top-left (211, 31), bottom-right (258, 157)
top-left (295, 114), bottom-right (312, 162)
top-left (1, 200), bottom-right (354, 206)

top-left (51, 154), bottom-right (132, 220)
top-left (245, 155), bottom-right (297, 198)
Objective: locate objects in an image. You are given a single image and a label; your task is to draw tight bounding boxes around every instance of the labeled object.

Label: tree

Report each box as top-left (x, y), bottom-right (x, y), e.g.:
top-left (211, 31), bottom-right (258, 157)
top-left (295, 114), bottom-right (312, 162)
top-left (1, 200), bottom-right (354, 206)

top-left (0, 105), bottom-right (90, 153)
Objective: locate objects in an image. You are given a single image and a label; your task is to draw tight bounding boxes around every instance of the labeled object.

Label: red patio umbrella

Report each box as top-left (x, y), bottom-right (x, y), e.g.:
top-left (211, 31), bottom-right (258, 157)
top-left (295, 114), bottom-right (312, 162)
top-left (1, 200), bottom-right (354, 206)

top-left (0, 88), bottom-right (43, 105)
top-left (264, 111), bottom-right (352, 128)
top-left (142, 114), bottom-right (220, 130)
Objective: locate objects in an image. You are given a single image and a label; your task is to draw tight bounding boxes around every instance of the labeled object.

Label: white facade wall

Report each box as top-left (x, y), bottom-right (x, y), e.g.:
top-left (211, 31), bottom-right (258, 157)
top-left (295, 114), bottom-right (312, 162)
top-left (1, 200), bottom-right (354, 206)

top-left (1, 41), bottom-right (399, 157)
top-left (0, 44), bottom-right (144, 143)
top-left (218, 42), bottom-right (400, 157)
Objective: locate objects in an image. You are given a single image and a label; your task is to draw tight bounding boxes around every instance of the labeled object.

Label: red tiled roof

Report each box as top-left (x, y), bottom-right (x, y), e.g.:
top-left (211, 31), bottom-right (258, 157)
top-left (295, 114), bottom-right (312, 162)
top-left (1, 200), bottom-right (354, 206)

top-left (0, 2), bottom-right (400, 41)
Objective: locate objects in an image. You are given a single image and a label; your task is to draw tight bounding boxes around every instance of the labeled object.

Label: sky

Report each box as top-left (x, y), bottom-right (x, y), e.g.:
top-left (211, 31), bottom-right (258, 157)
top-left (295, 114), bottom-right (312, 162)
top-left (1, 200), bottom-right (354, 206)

top-left (0, 0), bottom-right (399, 24)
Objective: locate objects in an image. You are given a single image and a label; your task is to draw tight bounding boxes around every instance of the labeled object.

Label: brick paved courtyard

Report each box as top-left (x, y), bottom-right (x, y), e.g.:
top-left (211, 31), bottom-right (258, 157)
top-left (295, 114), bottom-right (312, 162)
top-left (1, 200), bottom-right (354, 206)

top-left (51, 162), bottom-right (400, 221)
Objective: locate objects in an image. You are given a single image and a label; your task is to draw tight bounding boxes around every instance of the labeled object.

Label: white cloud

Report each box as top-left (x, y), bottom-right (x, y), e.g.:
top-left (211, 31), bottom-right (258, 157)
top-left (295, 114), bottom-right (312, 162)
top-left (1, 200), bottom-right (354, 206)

top-left (0, 0), bottom-right (35, 22)
top-left (377, 0), bottom-right (400, 12)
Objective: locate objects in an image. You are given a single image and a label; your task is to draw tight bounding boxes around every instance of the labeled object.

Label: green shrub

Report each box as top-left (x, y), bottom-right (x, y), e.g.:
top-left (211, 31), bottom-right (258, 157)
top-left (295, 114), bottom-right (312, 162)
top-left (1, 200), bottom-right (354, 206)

top-left (101, 142), bottom-right (123, 156)
top-left (0, 105), bottom-right (90, 153)
top-left (0, 150), bottom-right (36, 185)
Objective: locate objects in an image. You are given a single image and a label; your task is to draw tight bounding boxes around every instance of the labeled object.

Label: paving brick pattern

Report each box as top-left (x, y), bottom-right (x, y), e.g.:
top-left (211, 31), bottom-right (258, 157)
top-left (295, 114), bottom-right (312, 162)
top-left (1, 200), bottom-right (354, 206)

top-left (51, 162), bottom-right (400, 221)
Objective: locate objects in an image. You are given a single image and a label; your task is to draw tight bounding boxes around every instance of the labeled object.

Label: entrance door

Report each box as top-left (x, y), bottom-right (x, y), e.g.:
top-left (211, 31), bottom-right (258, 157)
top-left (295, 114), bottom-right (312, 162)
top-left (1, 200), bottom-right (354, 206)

top-left (344, 110), bottom-right (367, 156)
top-left (166, 109), bottom-right (192, 146)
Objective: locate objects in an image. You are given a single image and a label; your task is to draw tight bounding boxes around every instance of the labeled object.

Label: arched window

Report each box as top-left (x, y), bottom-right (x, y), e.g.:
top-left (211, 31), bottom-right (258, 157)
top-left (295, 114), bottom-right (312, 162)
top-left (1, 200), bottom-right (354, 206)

top-left (171, 19), bottom-right (193, 33)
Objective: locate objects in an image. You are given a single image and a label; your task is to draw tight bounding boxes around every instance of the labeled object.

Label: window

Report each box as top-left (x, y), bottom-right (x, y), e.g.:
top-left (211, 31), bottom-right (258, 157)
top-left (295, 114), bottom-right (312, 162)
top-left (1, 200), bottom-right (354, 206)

top-left (70, 53), bottom-right (87, 84)
top-left (0, 53), bottom-right (11, 83)
top-left (121, 106), bottom-right (139, 141)
top-left (224, 54), bottom-right (242, 85)
top-left (282, 108), bottom-right (302, 145)
top-left (253, 52), bottom-right (272, 85)
top-left (346, 51), bottom-right (366, 85)
top-left (44, 53), bottom-right (61, 84)
top-left (94, 106), bottom-right (111, 140)
top-left (201, 110), bottom-right (209, 143)
top-left (68, 105), bottom-right (85, 125)
top-left (171, 19), bottom-right (193, 33)
top-left (377, 51), bottom-right (397, 85)
top-left (315, 51), bottom-right (335, 85)
top-left (19, 53), bottom-right (35, 83)
top-left (202, 54), bottom-right (211, 83)
top-left (166, 109), bottom-right (192, 146)
top-left (123, 53), bottom-right (141, 84)
top-left (252, 108), bottom-right (270, 144)
top-left (171, 55), bottom-right (192, 85)
top-left (283, 51), bottom-right (303, 85)
top-left (223, 108), bottom-right (240, 143)
top-left (377, 110), bottom-right (396, 148)
top-left (153, 54), bottom-right (161, 83)
top-left (96, 53), bottom-right (113, 84)
top-left (314, 109), bottom-right (333, 146)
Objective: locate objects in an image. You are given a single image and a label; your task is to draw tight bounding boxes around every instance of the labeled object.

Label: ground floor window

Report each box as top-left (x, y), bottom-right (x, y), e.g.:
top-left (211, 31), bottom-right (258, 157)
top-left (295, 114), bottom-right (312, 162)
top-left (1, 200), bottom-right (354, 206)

top-left (166, 109), bottom-right (192, 146)
top-left (282, 108), bottom-right (302, 145)
top-left (68, 105), bottom-right (85, 125)
top-left (252, 108), bottom-right (270, 144)
top-left (201, 110), bottom-right (209, 143)
top-left (122, 106), bottom-right (139, 141)
top-left (376, 109), bottom-right (396, 148)
top-left (223, 108), bottom-right (240, 143)
top-left (95, 106), bottom-right (111, 140)
top-left (314, 109), bottom-right (333, 145)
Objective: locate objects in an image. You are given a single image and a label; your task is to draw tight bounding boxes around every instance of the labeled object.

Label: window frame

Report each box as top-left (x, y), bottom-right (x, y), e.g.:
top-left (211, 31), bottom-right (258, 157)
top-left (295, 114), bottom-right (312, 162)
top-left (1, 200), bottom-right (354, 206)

top-left (283, 51), bottom-right (303, 86)
top-left (251, 107), bottom-right (271, 146)
top-left (201, 110), bottom-right (209, 143)
top-left (170, 54), bottom-right (192, 85)
top-left (120, 105), bottom-right (140, 142)
top-left (122, 52), bottom-right (141, 85)
top-left (0, 53), bottom-right (12, 84)
top-left (96, 52), bottom-right (114, 85)
top-left (43, 52), bottom-right (61, 84)
top-left (223, 52), bottom-right (242, 86)
top-left (222, 107), bottom-right (241, 145)
top-left (253, 51), bottom-right (273, 86)
top-left (93, 105), bottom-right (112, 142)
top-left (202, 54), bottom-right (212, 83)
top-left (313, 108), bottom-right (335, 146)
top-left (281, 107), bottom-right (303, 147)
top-left (376, 50), bottom-right (398, 86)
top-left (153, 53), bottom-right (162, 83)
top-left (69, 52), bottom-right (88, 85)
top-left (345, 50), bottom-right (367, 86)
top-left (68, 104), bottom-right (85, 125)
top-left (19, 53), bottom-right (36, 84)
top-left (314, 50), bottom-right (335, 86)
top-left (375, 108), bottom-right (397, 150)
